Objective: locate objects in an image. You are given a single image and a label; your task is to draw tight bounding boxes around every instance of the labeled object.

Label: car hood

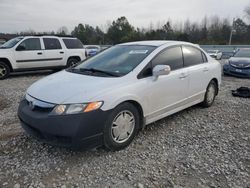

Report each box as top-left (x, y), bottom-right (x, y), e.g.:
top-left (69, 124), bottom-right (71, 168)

top-left (230, 57), bottom-right (250, 63)
top-left (229, 57), bottom-right (250, 68)
top-left (27, 70), bottom-right (127, 104)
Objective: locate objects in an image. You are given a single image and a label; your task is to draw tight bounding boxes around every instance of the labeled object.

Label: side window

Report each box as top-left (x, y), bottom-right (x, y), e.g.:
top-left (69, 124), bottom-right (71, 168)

top-left (182, 46), bottom-right (204, 67)
top-left (63, 39), bottom-right (83, 49)
top-left (151, 46), bottom-right (184, 70)
top-left (17, 38), bottom-right (41, 51)
top-left (201, 52), bottom-right (208, 62)
top-left (43, 38), bottom-right (62, 50)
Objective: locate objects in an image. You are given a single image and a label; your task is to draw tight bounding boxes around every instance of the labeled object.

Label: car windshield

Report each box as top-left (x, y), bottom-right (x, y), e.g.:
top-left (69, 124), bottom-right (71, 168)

top-left (70, 45), bottom-right (156, 77)
top-left (234, 49), bottom-right (250, 58)
top-left (0, 37), bottom-right (23, 49)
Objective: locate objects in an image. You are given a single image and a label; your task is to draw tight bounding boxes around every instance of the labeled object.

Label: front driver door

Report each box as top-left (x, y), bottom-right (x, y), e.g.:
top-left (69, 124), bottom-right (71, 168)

top-left (14, 38), bottom-right (45, 69)
top-left (137, 46), bottom-right (189, 123)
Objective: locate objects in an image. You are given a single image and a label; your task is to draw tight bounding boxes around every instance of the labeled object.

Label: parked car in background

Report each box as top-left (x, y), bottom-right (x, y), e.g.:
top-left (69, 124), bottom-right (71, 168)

top-left (85, 45), bottom-right (101, 57)
top-left (0, 35), bottom-right (86, 79)
top-left (18, 40), bottom-right (221, 151)
top-left (223, 48), bottom-right (250, 78)
top-left (207, 50), bottom-right (223, 60)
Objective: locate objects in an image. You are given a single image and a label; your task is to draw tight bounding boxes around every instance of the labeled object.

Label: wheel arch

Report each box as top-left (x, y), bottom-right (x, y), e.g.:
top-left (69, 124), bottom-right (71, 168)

top-left (67, 56), bottom-right (81, 62)
top-left (210, 78), bottom-right (219, 95)
top-left (0, 58), bottom-right (13, 72)
top-left (113, 100), bottom-right (145, 130)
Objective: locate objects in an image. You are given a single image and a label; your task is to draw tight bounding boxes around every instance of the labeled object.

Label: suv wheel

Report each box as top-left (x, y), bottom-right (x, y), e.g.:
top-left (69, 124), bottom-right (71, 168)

top-left (104, 102), bottom-right (140, 151)
top-left (201, 80), bottom-right (217, 107)
top-left (0, 62), bottom-right (10, 80)
top-left (67, 58), bottom-right (79, 67)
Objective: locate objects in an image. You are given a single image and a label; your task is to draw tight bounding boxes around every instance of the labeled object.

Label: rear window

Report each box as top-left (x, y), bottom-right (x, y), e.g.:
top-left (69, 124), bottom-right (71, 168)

top-left (43, 38), bottom-right (62, 50)
top-left (63, 39), bottom-right (83, 49)
top-left (182, 46), bottom-right (204, 67)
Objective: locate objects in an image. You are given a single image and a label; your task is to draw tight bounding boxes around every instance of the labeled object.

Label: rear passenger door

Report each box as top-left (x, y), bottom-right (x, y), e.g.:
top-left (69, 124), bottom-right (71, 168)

top-left (42, 38), bottom-right (66, 67)
top-left (182, 45), bottom-right (209, 99)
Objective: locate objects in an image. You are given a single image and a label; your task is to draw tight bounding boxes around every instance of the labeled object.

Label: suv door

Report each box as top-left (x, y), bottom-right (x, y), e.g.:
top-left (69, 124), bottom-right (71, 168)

top-left (14, 38), bottom-right (45, 69)
top-left (182, 45), bottom-right (209, 99)
top-left (42, 38), bottom-right (66, 67)
top-left (138, 46), bottom-right (189, 122)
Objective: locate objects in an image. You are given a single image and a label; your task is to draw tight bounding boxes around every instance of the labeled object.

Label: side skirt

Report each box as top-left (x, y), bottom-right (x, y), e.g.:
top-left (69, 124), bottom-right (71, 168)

top-left (145, 92), bottom-right (205, 125)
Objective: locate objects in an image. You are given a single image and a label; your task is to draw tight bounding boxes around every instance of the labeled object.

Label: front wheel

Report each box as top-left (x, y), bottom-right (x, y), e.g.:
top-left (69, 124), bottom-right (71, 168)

top-left (0, 62), bottom-right (10, 80)
top-left (201, 80), bottom-right (217, 107)
top-left (103, 103), bottom-right (140, 151)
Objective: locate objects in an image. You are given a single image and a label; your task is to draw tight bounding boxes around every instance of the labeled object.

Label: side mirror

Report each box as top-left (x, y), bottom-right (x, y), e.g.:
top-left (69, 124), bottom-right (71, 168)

top-left (152, 65), bottom-right (171, 79)
top-left (16, 45), bottom-right (25, 51)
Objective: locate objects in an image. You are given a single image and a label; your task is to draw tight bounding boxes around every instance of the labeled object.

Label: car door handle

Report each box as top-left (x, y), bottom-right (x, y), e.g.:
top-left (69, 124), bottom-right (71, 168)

top-left (203, 67), bottom-right (209, 72)
top-left (179, 73), bottom-right (188, 79)
top-left (60, 51), bottom-right (64, 54)
top-left (37, 52), bottom-right (43, 55)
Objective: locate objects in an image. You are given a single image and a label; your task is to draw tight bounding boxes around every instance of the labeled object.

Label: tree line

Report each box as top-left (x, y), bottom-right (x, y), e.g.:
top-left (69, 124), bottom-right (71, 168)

top-left (70, 16), bottom-right (250, 45)
top-left (1, 7), bottom-right (250, 45)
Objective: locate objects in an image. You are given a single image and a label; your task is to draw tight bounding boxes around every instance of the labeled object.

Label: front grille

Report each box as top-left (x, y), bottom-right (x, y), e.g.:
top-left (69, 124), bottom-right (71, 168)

top-left (25, 94), bottom-right (55, 113)
top-left (230, 63), bottom-right (250, 69)
top-left (25, 99), bottom-right (53, 112)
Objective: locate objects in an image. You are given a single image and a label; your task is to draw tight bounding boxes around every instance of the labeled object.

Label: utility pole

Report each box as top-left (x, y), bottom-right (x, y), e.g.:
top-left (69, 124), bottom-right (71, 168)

top-left (229, 18), bottom-right (236, 45)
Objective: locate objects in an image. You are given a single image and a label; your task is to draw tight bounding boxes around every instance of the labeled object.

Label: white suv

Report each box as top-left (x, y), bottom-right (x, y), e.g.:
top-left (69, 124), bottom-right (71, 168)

top-left (18, 41), bottom-right (221, 151)
top-left (0, 36), bottom-right (86, 79)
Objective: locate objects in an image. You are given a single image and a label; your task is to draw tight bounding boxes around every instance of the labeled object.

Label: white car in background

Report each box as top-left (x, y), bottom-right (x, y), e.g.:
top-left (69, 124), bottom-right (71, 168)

top-left (207, 50), bottom-right (223, 60)
top-left (0, 36), bottom-right (86, 79)
top-left (18, 40), bottom-right (221, 151)
top-left (85, 45), bottom-right (101, 57)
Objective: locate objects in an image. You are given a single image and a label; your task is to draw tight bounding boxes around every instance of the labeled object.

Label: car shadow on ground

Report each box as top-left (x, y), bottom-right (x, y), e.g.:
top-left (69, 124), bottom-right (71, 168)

top-left (8, 70), bottom-right (54, 78)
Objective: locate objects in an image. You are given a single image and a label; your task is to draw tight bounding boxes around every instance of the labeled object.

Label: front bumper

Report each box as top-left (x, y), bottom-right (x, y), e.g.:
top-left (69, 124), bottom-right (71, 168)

top-left (223, 64), bottom-right (250, 78)
top-left (18, 99), bottom-right (111, 149)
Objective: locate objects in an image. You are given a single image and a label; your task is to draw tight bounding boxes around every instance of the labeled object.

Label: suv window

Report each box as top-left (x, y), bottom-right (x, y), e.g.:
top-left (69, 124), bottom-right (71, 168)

top-left (182, 46), bottom-right (204, 66)
top-left (17, 38), bottom-right (41, 51)
top-left (43, 38), bottom-right (62, 50)
top-left (63, 39), bottom-right (83, 49)
top-left (152, 46), bottom-right (184, 70)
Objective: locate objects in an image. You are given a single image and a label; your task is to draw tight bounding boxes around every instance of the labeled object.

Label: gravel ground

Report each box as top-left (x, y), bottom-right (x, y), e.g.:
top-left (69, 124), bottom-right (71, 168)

top-left (0, 63), bottom-right (249, 188)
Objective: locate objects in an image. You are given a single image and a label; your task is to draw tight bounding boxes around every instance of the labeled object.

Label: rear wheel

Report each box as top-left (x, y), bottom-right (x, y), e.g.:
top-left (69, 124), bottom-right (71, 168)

top-left (0, 62), bottom-right (10, 80)
top-left (67, 58), bottom-right (79, 68)
top-left (104, 103), bottom-right (140, 151)
top-left (201, 80), bottom-right (217, 107)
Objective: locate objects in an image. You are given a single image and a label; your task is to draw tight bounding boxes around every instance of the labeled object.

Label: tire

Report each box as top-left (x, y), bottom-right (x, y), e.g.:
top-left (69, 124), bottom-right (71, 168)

top-left (201, 80), bottom-right (217, 107)
top-left (103, 102), bottom-right (140, 151)
top-left (0, 61), bottom-right (10, 80)
top-left (67, 58), bottom-right (79, 68)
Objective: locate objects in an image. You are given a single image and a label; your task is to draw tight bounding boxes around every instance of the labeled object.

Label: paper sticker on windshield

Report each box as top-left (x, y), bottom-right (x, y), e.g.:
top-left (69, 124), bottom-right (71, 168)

top-left (129, 50), bottom-right (148, 54)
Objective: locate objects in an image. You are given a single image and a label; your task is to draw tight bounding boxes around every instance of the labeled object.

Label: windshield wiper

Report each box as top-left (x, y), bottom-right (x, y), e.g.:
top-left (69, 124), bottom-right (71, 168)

top-left (79, 68), bottom-right (120, 77)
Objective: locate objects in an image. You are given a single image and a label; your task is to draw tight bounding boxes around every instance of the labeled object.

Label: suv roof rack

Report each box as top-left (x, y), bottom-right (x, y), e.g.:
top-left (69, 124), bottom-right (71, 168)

top-left (33, 34), bottom-right (75, 38)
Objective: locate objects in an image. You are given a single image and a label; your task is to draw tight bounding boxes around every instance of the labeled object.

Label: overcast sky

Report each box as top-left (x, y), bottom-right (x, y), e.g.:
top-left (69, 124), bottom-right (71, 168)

top-left (0, 0), bottom-right (249, 33)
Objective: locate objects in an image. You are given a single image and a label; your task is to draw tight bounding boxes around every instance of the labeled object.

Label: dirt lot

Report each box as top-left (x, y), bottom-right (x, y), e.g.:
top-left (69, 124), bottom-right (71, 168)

top-left (0, 64), bottom-right (249, 188)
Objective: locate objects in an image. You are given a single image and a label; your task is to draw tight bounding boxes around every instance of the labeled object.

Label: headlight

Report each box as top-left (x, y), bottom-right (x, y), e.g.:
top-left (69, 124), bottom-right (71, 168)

top-left (50, 101), bottom-right (103, 115)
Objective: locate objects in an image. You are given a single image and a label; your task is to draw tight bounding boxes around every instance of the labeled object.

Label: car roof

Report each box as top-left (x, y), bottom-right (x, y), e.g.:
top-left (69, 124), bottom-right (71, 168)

top-left (22, 35), bottom-right (77, 39)
top-left (119, 40), bottom-right (195, 47)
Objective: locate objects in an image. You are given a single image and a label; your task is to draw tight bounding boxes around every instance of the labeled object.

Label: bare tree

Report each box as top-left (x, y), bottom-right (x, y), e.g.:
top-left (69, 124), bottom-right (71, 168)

top-left (244, 5), bottom-right (250, 20)
top-left (57, 26), bottom-right (69, 35)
